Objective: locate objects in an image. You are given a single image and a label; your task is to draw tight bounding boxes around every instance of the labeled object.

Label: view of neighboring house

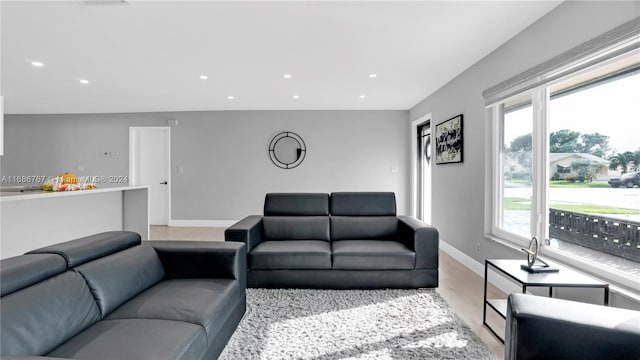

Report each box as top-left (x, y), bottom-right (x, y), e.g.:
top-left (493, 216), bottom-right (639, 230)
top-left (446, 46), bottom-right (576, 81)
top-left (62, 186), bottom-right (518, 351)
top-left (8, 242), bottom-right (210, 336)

top-left (549, 153), bottom-right (610, 180)
top-left (502, 152), bottom-right (611, 182)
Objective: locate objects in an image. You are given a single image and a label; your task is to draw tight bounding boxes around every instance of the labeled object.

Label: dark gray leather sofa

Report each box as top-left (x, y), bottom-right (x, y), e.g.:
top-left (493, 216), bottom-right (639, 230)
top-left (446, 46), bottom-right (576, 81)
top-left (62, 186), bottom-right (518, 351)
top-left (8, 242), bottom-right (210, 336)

top-left (0, 231), bottom-right (246, 360)
top-left (506, 293), bottom-right (640, 360)
top-left (225, 192), bottom-right (439, 289)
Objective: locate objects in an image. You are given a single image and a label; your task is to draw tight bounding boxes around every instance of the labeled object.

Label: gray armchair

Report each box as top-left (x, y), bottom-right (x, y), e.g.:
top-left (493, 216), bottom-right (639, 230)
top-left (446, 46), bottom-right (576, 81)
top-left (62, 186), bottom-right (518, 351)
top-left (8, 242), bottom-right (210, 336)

top-left (506, 293), bottom-right (640, 360)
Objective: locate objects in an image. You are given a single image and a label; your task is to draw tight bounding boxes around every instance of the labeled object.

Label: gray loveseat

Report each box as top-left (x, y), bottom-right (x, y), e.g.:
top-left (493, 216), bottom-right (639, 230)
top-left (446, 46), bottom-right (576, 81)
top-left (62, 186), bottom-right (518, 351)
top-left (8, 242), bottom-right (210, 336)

top-left (225, 192), bottom-right (439, 289)
top-left (0, 231), bottom-right (246, 360)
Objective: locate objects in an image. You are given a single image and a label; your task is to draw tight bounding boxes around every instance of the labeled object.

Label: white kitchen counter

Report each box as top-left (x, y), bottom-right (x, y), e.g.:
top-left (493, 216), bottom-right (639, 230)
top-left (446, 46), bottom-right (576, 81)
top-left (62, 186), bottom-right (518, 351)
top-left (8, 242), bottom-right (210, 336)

top-left (1, 185), bottom-right (149, 259)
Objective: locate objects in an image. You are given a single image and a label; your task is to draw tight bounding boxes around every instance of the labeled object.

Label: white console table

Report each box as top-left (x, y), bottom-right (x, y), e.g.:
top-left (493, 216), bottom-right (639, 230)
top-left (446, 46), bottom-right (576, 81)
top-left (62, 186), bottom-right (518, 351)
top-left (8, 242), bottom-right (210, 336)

top-left (1, 186), bottom-right (149, 259)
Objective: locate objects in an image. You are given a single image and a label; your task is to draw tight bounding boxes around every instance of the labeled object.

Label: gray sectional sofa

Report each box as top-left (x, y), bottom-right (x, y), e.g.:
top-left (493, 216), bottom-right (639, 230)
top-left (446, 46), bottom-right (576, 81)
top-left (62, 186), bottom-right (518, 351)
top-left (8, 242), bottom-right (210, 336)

top-left (0, 231), bottom-right (246, 360)
top-left (225, 192), bottom-right (439, 289)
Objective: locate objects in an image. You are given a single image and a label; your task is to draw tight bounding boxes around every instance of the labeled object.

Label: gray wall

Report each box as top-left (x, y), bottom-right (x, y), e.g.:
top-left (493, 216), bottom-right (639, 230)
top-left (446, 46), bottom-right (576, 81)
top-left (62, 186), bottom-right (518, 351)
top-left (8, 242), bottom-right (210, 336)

top-left (2, 110), bottom-right (410, 220)
top-left (409, 1), bottom-right (640, 309)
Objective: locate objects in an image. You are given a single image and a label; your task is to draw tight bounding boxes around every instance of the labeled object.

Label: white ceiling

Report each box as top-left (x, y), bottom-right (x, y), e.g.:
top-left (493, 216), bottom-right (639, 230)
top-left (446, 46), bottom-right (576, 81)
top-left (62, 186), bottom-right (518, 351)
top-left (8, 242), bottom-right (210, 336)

top-left (1, 1), bottom-right (561, 114)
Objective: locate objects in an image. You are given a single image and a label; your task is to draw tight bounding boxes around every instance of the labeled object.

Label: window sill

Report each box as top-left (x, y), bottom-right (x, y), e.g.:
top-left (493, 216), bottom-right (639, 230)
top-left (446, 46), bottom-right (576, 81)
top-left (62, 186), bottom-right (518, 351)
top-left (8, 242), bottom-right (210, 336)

top-left (541, 246), bottom-right (640, 303)
top-left (485, 233), bottom-right (640, 304)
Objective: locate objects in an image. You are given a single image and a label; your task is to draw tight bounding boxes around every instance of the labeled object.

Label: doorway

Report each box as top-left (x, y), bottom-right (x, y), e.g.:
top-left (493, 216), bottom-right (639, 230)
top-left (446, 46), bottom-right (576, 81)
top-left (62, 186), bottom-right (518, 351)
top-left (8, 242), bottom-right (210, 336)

top-left (129, 127), bottom-right (171, 225)
top-left (413, 115), bottom-right (432, 223)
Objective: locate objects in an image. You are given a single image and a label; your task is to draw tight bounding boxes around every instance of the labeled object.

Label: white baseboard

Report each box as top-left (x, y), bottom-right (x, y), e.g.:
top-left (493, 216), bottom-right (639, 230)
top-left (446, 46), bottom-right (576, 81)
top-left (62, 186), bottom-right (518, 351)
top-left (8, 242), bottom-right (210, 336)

top-left (168, 219), bottom-right (237, 227)
top-left (439, 240), bottom-right (484, 275)
top-left (439, 239), bottom-right (519, 295)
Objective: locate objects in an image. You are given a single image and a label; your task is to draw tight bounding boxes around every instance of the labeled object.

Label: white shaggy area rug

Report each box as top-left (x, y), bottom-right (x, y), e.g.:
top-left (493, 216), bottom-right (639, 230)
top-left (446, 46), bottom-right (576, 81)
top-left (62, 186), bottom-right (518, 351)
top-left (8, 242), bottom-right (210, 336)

top-left (219, 288), bottom-right (497, 360)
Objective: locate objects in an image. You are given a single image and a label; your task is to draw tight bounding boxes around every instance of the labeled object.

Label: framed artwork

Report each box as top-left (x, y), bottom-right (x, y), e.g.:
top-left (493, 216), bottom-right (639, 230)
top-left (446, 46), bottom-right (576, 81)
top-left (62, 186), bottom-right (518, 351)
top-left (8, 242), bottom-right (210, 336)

top-left (435, 114), bottom-right (463, 164)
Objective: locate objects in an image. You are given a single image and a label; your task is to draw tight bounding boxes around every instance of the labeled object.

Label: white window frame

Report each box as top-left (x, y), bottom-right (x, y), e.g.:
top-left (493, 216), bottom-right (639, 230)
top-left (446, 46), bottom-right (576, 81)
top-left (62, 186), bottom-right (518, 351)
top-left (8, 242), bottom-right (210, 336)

top-left (488, 89), bottom-right (549, 248)
top-left (485, 18), bottom-right (640, 294)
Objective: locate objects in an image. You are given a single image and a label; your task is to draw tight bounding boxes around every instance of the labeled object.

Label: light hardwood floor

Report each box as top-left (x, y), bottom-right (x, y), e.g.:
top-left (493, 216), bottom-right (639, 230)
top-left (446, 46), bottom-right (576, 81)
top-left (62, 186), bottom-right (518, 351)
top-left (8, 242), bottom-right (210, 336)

top-left (150, 225), bottom-right (506, 359)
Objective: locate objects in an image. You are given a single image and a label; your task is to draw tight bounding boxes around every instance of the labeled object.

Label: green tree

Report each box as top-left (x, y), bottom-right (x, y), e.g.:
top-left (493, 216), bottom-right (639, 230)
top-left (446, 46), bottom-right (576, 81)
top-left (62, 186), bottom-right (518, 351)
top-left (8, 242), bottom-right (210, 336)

top-left (510, 133), bottom-right (532, 153)
top-left (549, 129), bottom-right (610, 158)
top-left (580, 132), bottom-right (610, 158)
top-left (508, 134), bottom-right (532, 179)
top-left (571, 159), bottom-right (596, 182)
top-left (550, 130), bottom-right (581, 153)
top-left (608, 151), bottom-right (640, 174)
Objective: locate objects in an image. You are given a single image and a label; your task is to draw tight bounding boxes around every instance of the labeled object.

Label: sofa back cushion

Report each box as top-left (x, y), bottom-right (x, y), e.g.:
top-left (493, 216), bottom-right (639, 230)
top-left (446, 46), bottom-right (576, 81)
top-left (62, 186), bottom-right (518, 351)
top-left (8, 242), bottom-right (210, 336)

top-left (330, 192), bottom-right (396, 216)
top-left (1, 271), bottom-right (101, 356)
top-left (331, 216), bottom-right (398, 241)
top-left (28, 231), bottom-right (141, 268)
top-left (263, 193), bottom-right (331, 241)
top-left (330, 192), bottom-right (398, 240)
top-left (75, 244), bottom-right (165, 317)
top-left (264, 193), bottom-right (329, 216)
top-left (1, 254), bottom-right (67, 297)
top-left (264, 216), bottom-right (330, 241)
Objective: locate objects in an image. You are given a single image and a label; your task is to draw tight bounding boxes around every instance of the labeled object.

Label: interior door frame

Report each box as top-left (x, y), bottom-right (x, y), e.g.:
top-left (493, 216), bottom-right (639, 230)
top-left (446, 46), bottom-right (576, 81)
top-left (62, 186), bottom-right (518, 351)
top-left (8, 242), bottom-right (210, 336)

top-left (129, 126), bottom-right (171, 225)
top-left (411, 113), bottom-right (432, 223)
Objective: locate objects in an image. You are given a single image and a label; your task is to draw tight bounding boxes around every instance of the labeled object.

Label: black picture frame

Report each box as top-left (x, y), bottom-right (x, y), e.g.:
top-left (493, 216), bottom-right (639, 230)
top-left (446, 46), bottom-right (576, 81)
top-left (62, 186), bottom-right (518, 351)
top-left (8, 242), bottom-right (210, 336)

top-left (435, 114), bottom-right (463, 164)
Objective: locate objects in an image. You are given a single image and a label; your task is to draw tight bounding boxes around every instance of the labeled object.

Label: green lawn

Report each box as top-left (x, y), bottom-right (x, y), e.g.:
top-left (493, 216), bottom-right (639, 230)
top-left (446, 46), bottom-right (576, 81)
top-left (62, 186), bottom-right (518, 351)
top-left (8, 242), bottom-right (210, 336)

top-left (551, 204), bottom-right (640, 214)
top-left (549, 180), bottom-right (610, 188)
top-left (503, 197), bottom-right (531, 210)
top-left (505, 180), bottom-right (611, 189)
top-left (503, 197), bottom-right (640, 214)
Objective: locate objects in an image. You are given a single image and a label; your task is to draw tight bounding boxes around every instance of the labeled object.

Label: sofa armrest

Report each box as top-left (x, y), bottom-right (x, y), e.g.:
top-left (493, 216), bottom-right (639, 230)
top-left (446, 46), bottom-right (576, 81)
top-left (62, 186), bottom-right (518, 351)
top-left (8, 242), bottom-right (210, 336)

top-left (506, 293), bottom-right (640, 360)
top-left (147, 241), bottom-right (246, 289)
top-left (224, 215), bottom-right (264, 252)
top-left (397, 215), bottom-right (439, 269)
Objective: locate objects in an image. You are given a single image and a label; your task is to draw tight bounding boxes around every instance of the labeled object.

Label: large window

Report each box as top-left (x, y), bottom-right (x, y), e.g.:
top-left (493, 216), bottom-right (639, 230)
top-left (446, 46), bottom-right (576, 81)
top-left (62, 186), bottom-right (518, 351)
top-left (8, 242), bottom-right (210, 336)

top-left (547, 53), bottom-right (640, 279)
top-left (488, 36), bottom-right (640, 290)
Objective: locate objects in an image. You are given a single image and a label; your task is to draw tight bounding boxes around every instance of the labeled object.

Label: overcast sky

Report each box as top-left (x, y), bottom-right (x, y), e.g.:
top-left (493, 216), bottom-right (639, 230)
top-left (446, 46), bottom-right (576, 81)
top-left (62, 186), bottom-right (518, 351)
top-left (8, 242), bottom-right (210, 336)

top-left (504, 71), bottom-right (639, 155)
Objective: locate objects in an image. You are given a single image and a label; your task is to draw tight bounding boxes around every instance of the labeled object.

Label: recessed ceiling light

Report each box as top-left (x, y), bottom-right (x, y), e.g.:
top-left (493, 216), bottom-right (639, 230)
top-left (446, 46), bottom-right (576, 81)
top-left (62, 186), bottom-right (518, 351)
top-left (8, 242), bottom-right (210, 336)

top-left (359, 94), bottom-right (366, 99)
top-left (31, 61), bottom-right (44, 67)
top-left (79, 79), bottom-right (90, 84)
top-left (283, 74), bottom-right (292, 79)
top-left (199, 75), bottom-right (208, 80)
top-left (293, 95), bottom-right (300, 100)
top-left (227, 95), bottom-right (235, 100)
top-left (368, 74), bottom-right (377, 78)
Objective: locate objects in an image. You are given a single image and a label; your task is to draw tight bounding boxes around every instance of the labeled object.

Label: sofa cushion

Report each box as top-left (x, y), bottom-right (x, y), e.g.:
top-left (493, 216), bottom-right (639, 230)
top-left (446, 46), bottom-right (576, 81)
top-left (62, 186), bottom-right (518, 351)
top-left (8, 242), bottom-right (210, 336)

top-left (250, 240), bottom-right (332, 269)
top-left (264, 216), bottom-right (330, 241)
top-left (48, 319), bottom-right (207, 360)
top-left (331, 216), bottom-right (398, 241)
top-left (1, 254), bottom-right (67, 297)
top-left (74, 244), bottom-right (165, 317)
top-left (332, 240), bottom-right (415, 270)
top-left (330, 192), bottom-right (396, 216)
top-left (106, 278), bottom-right (241, 342)
top-left (264, 193), bottom-right (330, 215)
top-left (1, 271), bottom-right (101, 356)
top-left (28, 231), bottom-right (141, 268)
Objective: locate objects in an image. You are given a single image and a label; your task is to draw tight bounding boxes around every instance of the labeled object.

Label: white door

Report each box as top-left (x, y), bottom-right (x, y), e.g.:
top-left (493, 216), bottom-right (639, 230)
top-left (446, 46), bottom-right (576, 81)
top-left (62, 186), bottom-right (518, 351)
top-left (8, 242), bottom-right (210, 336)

top-left (129, 127), bottom-right (170, 225)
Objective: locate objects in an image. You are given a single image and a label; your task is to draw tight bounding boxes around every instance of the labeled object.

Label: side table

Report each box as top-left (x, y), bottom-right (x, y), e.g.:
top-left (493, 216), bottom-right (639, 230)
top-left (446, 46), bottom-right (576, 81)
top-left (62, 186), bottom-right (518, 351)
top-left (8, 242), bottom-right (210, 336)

top-left (483, 258), bottom-right (609, 343)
